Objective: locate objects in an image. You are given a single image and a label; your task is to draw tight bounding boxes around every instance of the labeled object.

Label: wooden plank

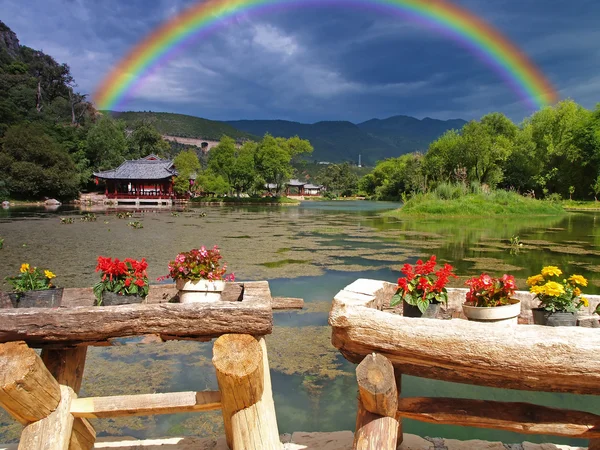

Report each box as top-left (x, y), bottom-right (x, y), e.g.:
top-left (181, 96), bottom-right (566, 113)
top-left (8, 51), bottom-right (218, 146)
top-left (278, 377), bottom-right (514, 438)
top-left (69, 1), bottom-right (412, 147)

top-left (70, 391), bottom-right (221, 419)
top-left (396, 397), bottom-right (600, 439)
top-left (589, 439), bottom-right (600, 450)
top-left (0, 341), bottom-right (61, 424)
top-left (0, 299), bottom-right (272, 347)
top-left (330, 282), bottom-right (600, 395)
top-left (18, 385), bottom-right (75, 450)
top-left (271, 297), bottom-right (304, 310)
top-left (56, 283), bottom-right (245, 307)
top-left (69, 418), bottom-right (96, 450)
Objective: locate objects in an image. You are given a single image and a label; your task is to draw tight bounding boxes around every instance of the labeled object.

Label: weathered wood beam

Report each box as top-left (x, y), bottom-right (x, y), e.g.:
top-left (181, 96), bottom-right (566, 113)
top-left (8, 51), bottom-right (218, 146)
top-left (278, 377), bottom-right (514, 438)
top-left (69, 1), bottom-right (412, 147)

top-left (271, 297), bottom-right (304, 310)
top-left (330, 279), bottom-right (600, 394)
top-left (213, 334), bottom-right (281, 450)
top-left (18, 385), bottom-right (75, 450)
top-left (0, 300), bottom-right (272, 347)
top-left (396, 397), bottom-right (600, 439)
top-left (70, 391), bottom-right (221, 418)
top-left (0, 341), bottom-right (61, 424)
top-left (41, 348), bottom-right (88, 394)
top-left (353, 353), bottom-right (400, 450)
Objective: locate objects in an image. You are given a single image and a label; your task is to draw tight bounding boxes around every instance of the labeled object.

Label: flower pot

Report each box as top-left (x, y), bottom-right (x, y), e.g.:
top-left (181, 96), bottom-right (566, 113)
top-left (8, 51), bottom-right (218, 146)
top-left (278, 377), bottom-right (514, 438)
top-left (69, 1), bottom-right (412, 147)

top-left (532, 308), bottom-right (577, 326)
top-left (176, 279), bottom-right (225, 303)
top-left (98, 291), bottom-right (145, 306)
top-left (9, 288), bottom-right (63, 308)
top-left (403, 299), bottom-right (441, 318)
top-left (462, 299), bottom-right (521, 324)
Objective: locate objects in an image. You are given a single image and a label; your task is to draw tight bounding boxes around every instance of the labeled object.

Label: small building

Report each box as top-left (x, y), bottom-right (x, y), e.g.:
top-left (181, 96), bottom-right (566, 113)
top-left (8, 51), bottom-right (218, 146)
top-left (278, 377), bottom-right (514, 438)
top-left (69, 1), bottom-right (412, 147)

top-left (93, 155), bottom-right (178, 205)
top-left (285, 180), bottom-right (324, 197)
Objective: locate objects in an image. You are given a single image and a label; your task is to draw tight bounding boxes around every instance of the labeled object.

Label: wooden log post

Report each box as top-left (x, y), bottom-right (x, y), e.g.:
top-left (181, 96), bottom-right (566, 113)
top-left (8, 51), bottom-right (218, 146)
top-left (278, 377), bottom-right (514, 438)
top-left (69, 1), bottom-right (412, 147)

top-left (41, 347), bottom-right (96, 450)
top-left (353, 353), bottom-right (400, 450)
top-left (18, 385), bottom-right (75, 450)
top-left (213, 334), bottom-right (281, 450)
top-left (0, 341), bottom-right (62, 424)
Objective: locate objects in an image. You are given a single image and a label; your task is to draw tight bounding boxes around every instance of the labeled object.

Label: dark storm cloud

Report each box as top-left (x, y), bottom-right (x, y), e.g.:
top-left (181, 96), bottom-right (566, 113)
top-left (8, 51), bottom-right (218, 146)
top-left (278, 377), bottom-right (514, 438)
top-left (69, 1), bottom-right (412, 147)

top-left (1, 0), bottom-right (598, 123)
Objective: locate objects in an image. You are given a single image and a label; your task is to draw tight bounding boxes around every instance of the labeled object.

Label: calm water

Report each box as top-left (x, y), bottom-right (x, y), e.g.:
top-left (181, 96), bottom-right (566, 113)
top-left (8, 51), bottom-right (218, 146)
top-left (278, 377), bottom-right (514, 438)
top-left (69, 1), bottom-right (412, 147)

top-left (0, 201), bottom-right (598, 445)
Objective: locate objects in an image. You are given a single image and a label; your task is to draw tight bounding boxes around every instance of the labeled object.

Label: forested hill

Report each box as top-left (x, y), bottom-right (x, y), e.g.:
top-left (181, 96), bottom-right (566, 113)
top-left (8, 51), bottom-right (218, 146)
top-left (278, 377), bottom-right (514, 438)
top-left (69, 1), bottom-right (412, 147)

top-left (227, 116), bottom-right (466, 164)
top-left (106, 111), bottom-right (255, 141)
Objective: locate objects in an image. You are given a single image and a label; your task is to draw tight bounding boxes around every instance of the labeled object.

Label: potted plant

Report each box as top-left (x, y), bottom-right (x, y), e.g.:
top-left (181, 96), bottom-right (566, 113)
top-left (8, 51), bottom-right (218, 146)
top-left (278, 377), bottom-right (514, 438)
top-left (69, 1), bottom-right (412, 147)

top-left (391, 255), bottom-right (457, 318)
top-left (168, 245), bottom-right (235, 303)
top-left (527, 266), bottom-right (589, 326)
top-left (5, 263), bottom-right (62, 308)
top-left (463, 273), bottom-right (520, 323)
top-left (93, 256), bottom-right (149, 306)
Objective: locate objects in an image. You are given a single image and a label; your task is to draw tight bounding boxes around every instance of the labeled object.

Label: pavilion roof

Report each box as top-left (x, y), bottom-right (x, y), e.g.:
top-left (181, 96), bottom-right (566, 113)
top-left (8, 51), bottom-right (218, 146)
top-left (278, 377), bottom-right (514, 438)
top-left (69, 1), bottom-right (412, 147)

top-left (93, 156), bottom-right (178, 180)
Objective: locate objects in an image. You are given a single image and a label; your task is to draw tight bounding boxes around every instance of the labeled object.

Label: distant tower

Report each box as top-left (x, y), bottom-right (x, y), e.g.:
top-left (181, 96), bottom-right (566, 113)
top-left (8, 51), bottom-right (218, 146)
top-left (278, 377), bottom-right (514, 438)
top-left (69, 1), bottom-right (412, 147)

top-left (358, 154), bottom-right (362, 168)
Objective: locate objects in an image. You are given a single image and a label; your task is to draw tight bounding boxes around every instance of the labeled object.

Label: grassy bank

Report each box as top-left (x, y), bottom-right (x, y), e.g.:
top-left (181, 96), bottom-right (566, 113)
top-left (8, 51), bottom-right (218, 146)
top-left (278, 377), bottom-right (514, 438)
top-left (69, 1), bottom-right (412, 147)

top-left (562, 200), bottom-right (600, 211)
top-left (190, 196), bottom-right (300, 205)
top-left (388, 189), bottom-right (565, 217)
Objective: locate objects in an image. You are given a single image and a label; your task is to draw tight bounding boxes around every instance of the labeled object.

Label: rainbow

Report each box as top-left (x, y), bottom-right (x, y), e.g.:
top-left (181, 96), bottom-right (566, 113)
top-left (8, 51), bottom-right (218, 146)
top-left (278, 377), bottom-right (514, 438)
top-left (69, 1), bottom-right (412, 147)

top-left (94, 0), bottom-right (559, 111)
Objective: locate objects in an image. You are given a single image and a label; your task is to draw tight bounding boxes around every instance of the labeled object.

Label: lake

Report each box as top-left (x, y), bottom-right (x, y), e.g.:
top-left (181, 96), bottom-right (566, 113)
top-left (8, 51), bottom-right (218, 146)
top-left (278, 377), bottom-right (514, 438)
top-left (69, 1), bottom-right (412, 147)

top-left (0, 201), bottom-right (598, 445)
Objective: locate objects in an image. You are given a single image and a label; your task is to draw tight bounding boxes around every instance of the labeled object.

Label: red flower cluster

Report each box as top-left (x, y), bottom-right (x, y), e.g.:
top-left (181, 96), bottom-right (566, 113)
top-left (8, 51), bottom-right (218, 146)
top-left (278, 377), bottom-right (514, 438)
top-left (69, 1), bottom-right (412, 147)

top-left (167, 245), bottom-right (234, 282)
top-left (94, 256), bottom-right (149, 302)
top-left (391, 256), bottom-right (457, 311)
top-left (464, 273), bottom-right (516, 307)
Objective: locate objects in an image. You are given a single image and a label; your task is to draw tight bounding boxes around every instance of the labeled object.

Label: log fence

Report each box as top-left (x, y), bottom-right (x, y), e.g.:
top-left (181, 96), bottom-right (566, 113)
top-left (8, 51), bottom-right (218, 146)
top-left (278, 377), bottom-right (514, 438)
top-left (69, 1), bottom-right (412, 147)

top-left (330, 279), bottom-right (600, 450)
top-left (0, 282), bottom-right (299, 450)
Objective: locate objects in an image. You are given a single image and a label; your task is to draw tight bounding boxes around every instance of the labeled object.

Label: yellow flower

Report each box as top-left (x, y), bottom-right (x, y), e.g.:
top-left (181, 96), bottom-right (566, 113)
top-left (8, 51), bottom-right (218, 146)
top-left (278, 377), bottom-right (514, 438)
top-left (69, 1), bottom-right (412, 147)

top-left (541, 266), bottom-right (562, 277)
top-left (44, 270), bottom-right (56, 279)
top-left (20, 263), bottom-right (30, 273)
top-left (530, 285), bottom-right (545, 295)
top-left (543, 281), bottom-right (565, 297)
top-left (580, 296), bottom-right (589, 308)
top-left (573, 287), bottom-right (581, 297)
top-left (526, 274), bottom-right (545, 286)
top-left (568, 275), bottom-right (588, 287)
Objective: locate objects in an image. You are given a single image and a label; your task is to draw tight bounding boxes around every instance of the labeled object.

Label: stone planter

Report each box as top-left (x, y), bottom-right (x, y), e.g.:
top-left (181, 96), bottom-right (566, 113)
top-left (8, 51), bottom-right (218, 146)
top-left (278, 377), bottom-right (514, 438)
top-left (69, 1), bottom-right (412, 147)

top-left (462, 299), bottom-right (521, 324)
top-left (97, 291), bottom-right (146, 306)
top-left (8, 288), bottom-right (63, 308)
top-left (176, 279), bottom-right (225, 303)
top-left (532, 308), bottom-right (577, 326)
top-left (402, 299), bottom-right (441, 318)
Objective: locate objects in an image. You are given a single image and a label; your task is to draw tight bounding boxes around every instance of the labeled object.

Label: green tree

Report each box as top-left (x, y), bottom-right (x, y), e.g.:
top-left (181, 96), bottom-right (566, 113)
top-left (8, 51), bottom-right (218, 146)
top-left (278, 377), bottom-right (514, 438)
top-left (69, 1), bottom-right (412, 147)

top-left (173, 149), bottom-right (201, 196)
top-left (86, 116), bottom-right (129, 171)
top-left (128, 120), bottom-right (170, 158)
top-left (0, 123), bottom-right (79, 199)
top-left (317, 163), bottom-right (358, 197)
top-left (254, 134), bottom-right (313, 195)
top-left (196, 171), bottom-right (230, 196)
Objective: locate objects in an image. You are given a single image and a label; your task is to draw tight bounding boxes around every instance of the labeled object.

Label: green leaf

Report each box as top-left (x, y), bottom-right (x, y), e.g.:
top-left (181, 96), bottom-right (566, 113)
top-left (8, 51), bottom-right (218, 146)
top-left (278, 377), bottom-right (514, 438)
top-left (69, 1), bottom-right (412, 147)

top-left (390, 293), bottom-right (402, 307)
top-left (417, 299), bottom-right (429, 314)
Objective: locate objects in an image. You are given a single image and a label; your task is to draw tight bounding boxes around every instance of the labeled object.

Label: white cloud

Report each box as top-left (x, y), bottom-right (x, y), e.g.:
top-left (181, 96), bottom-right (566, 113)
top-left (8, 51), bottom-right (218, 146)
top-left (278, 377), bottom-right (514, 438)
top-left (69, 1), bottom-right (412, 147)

top-left (252, 23), bottom-right (299, 57)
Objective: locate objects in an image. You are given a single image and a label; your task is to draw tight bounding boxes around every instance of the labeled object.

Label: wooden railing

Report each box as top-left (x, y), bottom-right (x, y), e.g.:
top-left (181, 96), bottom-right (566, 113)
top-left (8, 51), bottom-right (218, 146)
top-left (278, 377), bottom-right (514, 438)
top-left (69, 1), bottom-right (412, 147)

top-left (0, 283), bottom-right (302, 450)
top-left (329, 279), bottom-right (600, 450)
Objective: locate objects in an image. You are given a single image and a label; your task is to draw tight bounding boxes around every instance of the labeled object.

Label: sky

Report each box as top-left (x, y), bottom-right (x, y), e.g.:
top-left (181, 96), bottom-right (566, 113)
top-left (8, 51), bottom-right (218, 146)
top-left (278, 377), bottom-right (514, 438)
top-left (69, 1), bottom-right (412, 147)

top-left (1, 0), bottom-right (599, 123)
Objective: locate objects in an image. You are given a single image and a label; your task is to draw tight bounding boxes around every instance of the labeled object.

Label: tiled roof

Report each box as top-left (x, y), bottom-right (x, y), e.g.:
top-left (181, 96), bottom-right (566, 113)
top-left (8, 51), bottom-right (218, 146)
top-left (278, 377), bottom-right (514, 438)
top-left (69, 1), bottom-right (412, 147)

top-left (304, 184), bottom-right (323, 189)
top-left (93, 156), bottom-right (178, 180)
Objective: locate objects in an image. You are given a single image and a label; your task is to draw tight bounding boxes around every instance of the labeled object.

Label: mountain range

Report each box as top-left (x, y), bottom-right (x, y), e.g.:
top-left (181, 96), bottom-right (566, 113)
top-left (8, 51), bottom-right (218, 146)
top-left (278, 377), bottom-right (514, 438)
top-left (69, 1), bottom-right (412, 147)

top-left (107, 111), bottom-right (466, 165)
